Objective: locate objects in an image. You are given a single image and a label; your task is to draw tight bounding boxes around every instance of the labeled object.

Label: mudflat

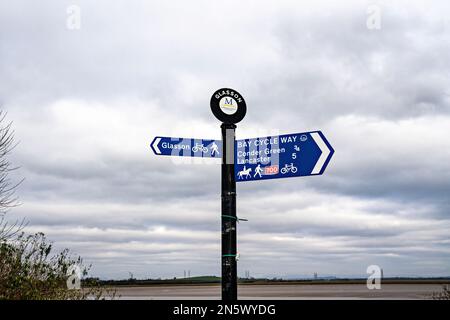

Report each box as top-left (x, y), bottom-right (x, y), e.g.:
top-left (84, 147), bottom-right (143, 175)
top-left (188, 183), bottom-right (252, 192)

top-left (110, 283), bottom-right (444, 300)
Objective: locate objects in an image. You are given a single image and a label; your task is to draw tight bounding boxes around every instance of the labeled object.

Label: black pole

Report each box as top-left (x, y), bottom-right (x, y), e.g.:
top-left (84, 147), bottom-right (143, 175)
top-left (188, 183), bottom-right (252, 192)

top-left (221, 122), bottom-right (237, 301)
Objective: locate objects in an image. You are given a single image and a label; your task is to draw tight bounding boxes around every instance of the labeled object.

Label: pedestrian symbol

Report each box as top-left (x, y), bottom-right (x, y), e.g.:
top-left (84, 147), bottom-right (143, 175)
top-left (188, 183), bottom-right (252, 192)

top-left (211, 141), bottom-right (220, 156)
top-left (254, 164), bottom-right (263, 178)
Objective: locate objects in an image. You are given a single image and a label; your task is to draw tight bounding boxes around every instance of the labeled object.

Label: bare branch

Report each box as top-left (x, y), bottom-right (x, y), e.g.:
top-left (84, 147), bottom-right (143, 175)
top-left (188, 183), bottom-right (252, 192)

top-left (0, 110), bottom-right (24, 240)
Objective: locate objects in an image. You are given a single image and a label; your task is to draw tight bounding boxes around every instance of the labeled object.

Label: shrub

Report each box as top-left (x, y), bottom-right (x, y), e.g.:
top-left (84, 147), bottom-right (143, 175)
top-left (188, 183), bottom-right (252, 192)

top-left (0, 232), bottom-right (115, 300)
top-left (432, 285), bottom-right (450, 300)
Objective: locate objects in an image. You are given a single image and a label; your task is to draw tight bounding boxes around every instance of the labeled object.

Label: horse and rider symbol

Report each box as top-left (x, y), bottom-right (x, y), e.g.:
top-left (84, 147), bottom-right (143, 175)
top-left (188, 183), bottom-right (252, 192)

top-left (237, 163), bottom-right (298, 179)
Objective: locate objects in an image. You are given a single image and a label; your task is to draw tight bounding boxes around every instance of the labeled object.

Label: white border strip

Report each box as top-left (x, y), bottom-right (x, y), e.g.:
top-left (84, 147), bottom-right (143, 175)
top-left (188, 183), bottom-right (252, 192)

top-left (152, 137), bottom-right (162, 154)
top-left (311, 132), bottom-right (330, 174)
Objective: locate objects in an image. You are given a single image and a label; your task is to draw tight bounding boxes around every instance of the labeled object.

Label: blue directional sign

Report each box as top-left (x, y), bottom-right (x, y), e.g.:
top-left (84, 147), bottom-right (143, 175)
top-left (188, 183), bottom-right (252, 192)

top-left (151, 136), bottom-right (222, 158)
top-left (235, 131), bottom-right (334, 182)
top-left (151, 131), bottom-right (334, 182)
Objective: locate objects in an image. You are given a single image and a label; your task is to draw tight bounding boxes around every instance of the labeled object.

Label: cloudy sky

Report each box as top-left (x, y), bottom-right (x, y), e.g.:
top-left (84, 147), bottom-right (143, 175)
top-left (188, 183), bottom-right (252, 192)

top-left (1, 0), bottom-right (449, 279)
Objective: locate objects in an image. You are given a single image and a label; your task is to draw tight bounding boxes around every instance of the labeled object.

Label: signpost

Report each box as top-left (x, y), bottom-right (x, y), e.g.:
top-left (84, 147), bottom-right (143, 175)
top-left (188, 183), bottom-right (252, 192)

top-left (150, 87), bottom-right (334, 301)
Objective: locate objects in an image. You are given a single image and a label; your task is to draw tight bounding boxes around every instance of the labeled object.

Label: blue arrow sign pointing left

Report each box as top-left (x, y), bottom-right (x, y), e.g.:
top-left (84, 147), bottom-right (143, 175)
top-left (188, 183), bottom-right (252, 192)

top-left (151, 136), bottom-right (222, 158)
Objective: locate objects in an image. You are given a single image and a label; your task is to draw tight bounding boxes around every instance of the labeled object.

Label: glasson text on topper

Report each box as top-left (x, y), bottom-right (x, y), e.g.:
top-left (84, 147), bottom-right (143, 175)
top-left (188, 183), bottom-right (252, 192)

top-left (210, 88), bottom-right (247, 124)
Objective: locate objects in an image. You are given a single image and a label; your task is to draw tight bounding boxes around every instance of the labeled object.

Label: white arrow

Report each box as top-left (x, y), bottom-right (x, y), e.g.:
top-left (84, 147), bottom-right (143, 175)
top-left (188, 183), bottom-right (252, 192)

top-left (152, 137), bottom-right (162, 154)
top-left (310, 132), bottom-right (331, 175)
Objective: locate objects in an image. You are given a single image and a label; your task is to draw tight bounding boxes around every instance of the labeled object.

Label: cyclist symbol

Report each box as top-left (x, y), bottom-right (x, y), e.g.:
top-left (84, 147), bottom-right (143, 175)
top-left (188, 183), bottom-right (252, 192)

top-left (192, 143), bottom-right (208, 153)
top-left (281, 163), bottom-right (298, 174)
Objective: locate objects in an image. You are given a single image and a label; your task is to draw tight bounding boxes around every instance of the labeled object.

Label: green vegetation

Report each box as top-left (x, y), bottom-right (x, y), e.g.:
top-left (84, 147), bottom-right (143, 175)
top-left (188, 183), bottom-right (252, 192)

top-left (0, 232), bottom-right (114, 299)
top-left (0, 112), bottom-right (114, 300)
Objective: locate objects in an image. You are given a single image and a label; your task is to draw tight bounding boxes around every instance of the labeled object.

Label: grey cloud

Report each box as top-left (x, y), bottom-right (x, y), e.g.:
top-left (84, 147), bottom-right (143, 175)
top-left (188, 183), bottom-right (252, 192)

top-left (1, 0), bottom-right (450, 278)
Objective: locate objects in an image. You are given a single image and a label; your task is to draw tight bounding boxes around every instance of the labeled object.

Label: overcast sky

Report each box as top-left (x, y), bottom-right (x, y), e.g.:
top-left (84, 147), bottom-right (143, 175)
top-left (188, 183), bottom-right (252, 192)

top-left (1, 0), bottom-right (449, 279)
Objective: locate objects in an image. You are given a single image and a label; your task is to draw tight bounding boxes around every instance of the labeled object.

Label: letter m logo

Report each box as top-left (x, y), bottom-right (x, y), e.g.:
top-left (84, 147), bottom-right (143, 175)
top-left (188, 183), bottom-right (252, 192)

top-left (224, 98), bottom-right (233, 105)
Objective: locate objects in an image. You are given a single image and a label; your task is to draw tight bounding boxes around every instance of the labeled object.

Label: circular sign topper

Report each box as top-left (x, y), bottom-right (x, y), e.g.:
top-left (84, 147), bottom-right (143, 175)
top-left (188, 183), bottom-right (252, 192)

top-left (210, 88), bottom-right (247, 124)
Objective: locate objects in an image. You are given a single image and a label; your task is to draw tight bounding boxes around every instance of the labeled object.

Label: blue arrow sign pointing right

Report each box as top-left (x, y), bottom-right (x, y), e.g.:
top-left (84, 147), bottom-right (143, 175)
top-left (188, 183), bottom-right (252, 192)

top-left (235, 131), bottom-right (334, 182)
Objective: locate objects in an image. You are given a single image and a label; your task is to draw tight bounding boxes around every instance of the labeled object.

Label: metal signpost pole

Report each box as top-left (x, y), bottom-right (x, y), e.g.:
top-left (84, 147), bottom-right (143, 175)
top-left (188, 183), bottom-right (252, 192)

top-left (210, 88), bottom-right (247, 301)
top-left (221, 123), bottom-right (237, 301)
